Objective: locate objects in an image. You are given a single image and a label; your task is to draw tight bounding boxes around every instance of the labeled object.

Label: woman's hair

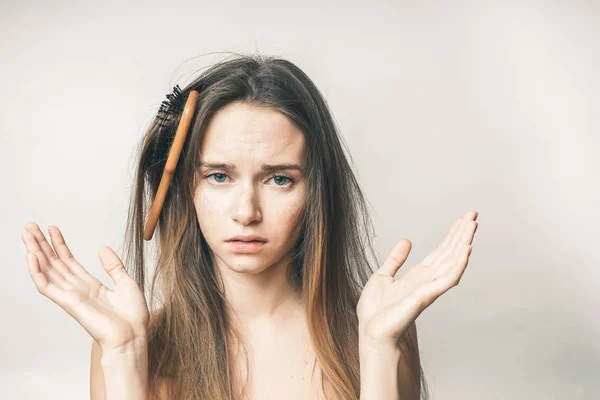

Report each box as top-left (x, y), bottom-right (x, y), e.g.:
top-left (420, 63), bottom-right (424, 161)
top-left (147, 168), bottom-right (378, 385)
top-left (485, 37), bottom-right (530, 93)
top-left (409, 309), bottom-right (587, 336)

top-left (121, 53), bottom-right (429, 399)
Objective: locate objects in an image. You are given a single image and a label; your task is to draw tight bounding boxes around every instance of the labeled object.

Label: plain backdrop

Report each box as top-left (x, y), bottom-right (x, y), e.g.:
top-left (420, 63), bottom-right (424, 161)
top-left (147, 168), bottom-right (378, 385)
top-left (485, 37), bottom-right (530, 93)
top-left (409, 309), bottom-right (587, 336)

top-left (2, 1), bottom-right (599, 399)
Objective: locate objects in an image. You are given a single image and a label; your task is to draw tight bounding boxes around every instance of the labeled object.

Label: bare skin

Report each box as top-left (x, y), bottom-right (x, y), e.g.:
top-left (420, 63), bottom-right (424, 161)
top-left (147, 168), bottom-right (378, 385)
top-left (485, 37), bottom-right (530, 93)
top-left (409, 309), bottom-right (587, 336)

top-left (228, 307), bottom-right (329, 400)
top-left (21, 223), bottom-right (150, 400)
top-left (21, 211), bottom-right (474, 399)
top-left (21, 98), bottom-right (478, 399)
top-left (193, 101), bottom-right (333, 399)
top-left (21, 101), bottom-right (333, 399)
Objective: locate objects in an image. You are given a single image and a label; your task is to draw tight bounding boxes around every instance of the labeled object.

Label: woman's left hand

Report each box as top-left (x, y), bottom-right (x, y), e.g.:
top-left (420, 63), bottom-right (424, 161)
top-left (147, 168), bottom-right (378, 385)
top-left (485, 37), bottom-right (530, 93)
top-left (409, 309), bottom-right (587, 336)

top-left (357, 210), bottom-right (479, 352)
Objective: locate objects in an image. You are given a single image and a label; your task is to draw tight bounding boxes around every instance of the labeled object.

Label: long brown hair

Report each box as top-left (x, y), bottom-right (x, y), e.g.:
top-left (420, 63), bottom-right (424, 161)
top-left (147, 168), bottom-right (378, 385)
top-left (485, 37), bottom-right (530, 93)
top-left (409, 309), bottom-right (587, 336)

top-left (121, 53), bottom-right (429, 399)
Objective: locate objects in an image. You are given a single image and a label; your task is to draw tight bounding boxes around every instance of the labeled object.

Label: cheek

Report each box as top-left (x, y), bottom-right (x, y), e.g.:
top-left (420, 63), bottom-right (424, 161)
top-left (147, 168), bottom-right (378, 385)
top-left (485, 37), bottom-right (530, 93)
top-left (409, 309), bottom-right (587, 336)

top-left (269, 195), bottom-right (305, 235)
top-left (193, 190), bottom-right (225, 235)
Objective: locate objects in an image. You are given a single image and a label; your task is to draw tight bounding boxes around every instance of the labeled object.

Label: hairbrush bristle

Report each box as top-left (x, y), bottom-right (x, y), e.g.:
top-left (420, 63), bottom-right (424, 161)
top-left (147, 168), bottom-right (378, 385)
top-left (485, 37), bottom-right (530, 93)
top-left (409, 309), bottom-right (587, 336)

top-left (151, 84), bottom-right (187, 164)
top-left (156, 84), bottom-right (186, 129)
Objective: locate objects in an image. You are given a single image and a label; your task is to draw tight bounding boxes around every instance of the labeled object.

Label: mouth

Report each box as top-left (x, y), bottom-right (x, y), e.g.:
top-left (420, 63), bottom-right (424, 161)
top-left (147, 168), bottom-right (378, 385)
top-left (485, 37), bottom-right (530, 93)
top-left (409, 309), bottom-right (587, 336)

top-left (226, 240), bottom-right (265, 253)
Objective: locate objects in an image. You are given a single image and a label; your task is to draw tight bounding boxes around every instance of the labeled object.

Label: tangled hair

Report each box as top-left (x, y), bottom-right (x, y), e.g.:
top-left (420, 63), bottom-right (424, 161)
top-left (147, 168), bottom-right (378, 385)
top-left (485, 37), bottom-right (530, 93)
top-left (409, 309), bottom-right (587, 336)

top-left (121, 53), bottom-right (429, 399)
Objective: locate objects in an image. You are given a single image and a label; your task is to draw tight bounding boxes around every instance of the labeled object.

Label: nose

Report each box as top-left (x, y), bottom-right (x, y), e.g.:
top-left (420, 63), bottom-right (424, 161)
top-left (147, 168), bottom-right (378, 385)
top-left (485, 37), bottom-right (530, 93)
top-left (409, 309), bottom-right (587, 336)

top-left (232, 184), bottom-right (262, 225)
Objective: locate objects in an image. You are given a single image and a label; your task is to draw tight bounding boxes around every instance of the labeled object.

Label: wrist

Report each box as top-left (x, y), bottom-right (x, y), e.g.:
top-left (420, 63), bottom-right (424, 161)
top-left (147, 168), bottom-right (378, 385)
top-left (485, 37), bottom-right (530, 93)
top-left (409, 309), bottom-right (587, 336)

top-left (359, 345), bottom-right (401, 400)
top-left (101, 337), bottom-right (148, 370)
top-left (358, 322), bottom-right (401, 357)
top-left (359, 339), bottom-right (402, 363)
top-left (101, 338), bottom-right (149, 400)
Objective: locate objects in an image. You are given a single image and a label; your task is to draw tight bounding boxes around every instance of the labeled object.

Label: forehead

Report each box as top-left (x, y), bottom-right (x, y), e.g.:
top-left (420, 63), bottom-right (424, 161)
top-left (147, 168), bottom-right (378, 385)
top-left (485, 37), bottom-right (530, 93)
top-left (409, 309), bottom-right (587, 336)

top-left (199, 102), bottom-right (305, 163)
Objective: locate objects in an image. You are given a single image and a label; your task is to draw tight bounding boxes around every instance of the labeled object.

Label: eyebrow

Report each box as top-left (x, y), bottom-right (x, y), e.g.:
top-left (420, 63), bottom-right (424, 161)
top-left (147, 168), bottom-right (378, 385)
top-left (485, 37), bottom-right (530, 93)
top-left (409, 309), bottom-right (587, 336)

top-left (199, 161), bottom-right (304, 172)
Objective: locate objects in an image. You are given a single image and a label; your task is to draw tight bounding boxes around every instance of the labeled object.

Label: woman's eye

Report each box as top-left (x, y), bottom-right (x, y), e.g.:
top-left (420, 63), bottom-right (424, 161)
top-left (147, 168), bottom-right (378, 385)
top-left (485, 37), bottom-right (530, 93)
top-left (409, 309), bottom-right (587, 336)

top-left (208, 173), bottom-right (228, 183)
top-left (272, 175), bottom-right (292, 186)
top-left (205, 173), bottom-right (294, 186)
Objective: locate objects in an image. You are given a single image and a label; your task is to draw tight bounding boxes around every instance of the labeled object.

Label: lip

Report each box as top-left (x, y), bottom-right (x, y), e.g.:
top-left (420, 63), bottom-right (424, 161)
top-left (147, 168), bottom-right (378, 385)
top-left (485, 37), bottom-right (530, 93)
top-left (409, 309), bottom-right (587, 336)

top-left (226, 234), bottom-right (267, 242)
top-left (227, 240), bottom-right (265, 254)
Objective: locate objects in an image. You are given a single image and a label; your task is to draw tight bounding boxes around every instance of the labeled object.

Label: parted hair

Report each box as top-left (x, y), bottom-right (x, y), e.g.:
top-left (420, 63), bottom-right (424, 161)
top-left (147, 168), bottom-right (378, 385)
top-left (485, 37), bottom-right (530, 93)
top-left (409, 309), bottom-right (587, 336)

top-left (121, 53), bottom-right (429, 399)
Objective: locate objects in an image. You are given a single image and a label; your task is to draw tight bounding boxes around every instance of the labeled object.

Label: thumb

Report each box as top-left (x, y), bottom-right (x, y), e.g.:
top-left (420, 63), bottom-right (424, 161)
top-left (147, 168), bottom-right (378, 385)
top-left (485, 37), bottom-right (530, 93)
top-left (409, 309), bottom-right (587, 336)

top-left (98, 247), bottom-right (131, 285)
top-left (376, 239), bottom-right (412, 278)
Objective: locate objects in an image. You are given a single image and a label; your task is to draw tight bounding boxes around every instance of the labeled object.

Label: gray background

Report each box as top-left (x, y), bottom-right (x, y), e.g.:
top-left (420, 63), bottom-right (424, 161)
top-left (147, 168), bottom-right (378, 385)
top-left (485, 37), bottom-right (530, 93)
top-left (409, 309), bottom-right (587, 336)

top-left (2, 1), bottom-right (599, 399)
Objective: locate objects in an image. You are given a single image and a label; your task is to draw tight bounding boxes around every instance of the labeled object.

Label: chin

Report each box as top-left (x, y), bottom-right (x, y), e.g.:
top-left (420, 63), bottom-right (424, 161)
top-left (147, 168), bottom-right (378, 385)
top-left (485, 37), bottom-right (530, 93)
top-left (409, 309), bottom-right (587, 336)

top-left (222, 255), bottom-right (275, 274)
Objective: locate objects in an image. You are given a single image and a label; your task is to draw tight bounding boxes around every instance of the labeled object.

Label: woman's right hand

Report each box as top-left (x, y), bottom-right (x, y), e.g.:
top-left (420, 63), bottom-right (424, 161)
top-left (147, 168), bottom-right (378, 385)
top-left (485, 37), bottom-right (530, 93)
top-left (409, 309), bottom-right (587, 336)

top-left (21, 222), bottom-right (150, 354)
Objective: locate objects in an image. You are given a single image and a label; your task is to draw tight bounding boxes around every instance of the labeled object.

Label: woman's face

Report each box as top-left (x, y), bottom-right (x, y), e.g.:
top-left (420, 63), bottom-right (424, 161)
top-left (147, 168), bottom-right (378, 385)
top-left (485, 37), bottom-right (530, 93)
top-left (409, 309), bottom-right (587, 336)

top-left (193, 101), bottom-right (306, 275)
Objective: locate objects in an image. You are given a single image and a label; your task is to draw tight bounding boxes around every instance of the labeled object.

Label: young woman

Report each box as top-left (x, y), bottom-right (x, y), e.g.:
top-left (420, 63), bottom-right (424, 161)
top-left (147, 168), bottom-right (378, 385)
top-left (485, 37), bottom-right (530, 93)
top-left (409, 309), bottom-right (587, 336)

top-left (21, 53), bottom-right (479, 399)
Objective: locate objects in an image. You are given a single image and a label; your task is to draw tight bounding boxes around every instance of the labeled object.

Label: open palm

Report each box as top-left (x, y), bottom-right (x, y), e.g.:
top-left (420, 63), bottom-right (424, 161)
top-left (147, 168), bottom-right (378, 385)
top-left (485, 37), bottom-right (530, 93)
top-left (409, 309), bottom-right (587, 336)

top-left (21, 222), bottom-right (149, 352)
top-left (357, 211), bottom-right (479, 351)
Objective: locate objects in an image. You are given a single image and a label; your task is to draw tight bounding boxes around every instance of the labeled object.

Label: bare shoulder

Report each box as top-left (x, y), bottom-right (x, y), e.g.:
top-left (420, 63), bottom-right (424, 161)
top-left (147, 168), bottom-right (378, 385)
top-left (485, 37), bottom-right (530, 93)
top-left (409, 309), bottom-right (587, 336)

top-left (89, 340), bottom-right (170, 400)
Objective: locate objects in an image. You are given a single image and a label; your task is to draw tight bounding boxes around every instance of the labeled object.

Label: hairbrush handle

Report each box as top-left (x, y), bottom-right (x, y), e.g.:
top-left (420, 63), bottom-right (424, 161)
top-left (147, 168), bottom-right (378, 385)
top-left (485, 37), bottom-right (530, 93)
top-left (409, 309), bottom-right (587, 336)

top-left (144, 90), bottom-right (199, 241)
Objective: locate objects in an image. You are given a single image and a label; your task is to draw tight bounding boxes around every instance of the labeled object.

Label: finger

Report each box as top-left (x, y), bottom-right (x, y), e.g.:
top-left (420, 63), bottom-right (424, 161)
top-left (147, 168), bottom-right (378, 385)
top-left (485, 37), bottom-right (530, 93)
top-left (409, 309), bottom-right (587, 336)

top-left (23, 223), bottom-right (57, 262)
top-left (422, 218), bottom-right (461, 266)
top-left (25, 222), bottom-right (57, 259)
top-left (26, 253), bottom-right (50, 291)
top-left (48, 225), bottom-right (98, 281)
top-left (22, 231), bottom-right (68, 287)
top-left (453, 220), bottom-right (478, 262)
top-left (98, 247), bottom-right (132, 286)
top-left (433, 218), bottom-right (461, 255)
top-left (452, 211), bottom-right (478, 246)
top-left (376, 239), bottom-right (412, 278)
top-left (449, 218), bottom-right (469, 251)
top-left (439, 244), bottom-right (471, 288)
top-left (26, 253), bottom-right (87, 313)
top-left (422, 247), bottom-right (471, 301)
top-left (48, 225), bottom-right (76, 260)
top-left (451, 245), bottom-right (471, 286)
top-left (24, 223), bottom-right (72, 277)
top-left (451, 211), bottom-right (478, 262)
top-left (465, 220), bottom-right (479, 245)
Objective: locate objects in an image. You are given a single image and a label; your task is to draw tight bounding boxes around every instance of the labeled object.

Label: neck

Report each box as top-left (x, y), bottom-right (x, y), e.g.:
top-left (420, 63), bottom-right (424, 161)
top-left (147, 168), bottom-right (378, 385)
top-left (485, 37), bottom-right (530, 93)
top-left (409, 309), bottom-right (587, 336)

top-left (214, 251), bottom-right (303, 327)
